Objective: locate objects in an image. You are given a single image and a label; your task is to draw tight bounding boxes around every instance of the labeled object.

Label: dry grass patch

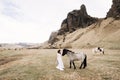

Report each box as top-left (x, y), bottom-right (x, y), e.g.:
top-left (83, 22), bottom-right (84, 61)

top-left (0, 49), bottom-right (120, 80)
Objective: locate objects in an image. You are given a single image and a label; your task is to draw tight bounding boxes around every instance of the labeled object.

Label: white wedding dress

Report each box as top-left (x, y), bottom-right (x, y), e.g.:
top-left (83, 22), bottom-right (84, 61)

top-left (56, 53), bottom-right (64, 71)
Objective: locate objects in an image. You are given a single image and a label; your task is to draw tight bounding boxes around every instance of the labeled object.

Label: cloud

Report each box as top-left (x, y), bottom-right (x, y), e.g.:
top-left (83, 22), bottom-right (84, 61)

top-left (0, 13), bottom-right (50, 43)
top-left (0, 0), bottom-right (52, 43)
top-left (0, 0), bottom-right (112, 43)
top-left (81, 0), bottom-right (112, 17)
top-left (0, 0), bottom-right (25, 22)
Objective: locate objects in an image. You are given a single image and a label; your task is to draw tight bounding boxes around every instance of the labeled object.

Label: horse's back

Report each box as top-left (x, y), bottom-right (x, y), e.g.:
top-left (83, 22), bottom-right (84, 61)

top-left (75, 52), bottom-right (85, 60)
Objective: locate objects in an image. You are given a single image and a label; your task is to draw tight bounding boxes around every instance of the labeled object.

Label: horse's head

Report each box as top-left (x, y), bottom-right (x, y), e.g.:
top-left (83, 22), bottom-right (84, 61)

top-left (62, 48), bottom-right (68, 56)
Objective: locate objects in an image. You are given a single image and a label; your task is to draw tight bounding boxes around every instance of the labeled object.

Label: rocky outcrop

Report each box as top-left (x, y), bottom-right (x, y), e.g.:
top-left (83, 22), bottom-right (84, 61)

top-left (58, 4), bottom-right (98, 35)
top-left (107, 0), bottom-right (120, 19)
top-left (45, 1), bottom-right (120, 49)
top-left (48, 31), bottom-right (58, 45)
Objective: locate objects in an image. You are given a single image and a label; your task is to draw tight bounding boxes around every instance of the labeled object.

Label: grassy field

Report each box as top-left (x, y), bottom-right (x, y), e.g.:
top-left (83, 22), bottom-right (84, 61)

top-left (0, 49), bottom-right (120, 80)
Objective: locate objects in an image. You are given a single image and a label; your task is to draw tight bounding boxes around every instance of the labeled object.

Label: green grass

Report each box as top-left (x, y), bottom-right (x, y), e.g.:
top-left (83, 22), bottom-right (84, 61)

top-left (0, 49), bottom-right (120, 80)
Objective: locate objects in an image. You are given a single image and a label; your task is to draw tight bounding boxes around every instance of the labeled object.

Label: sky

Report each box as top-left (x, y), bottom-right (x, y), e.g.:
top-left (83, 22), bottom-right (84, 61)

top-left (0, 0), bottom-right (112, 43)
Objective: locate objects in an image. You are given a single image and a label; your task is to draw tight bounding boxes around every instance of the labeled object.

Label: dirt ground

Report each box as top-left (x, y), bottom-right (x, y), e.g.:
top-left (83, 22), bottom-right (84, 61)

top-left (0, 49), bottom-right (120, 80)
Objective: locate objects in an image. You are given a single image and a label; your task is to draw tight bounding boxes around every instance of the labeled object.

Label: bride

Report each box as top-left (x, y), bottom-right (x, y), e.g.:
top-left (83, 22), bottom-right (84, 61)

top-left (56, 50), bottom-right (64, 71)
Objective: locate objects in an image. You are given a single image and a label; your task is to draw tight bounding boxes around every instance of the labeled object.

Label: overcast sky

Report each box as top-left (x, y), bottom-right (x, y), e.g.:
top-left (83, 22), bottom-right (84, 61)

top-left (0, 0), bottom-right (112, 43)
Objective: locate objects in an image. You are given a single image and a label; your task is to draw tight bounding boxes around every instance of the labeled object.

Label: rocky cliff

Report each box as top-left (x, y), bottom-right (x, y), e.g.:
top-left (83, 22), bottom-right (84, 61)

top-left (58, 4), bottom-right (98, 35)
top-left (43, 0), bottom-right (120, 49)
top-left (107, 0), bottom-right (120, 19)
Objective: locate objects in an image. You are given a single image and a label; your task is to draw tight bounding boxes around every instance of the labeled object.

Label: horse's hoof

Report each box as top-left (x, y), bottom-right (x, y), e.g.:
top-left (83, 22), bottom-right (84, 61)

top-left (79, 67), bottom-right (82, 69)
top-left (74, 68), bottom-right (76, 69)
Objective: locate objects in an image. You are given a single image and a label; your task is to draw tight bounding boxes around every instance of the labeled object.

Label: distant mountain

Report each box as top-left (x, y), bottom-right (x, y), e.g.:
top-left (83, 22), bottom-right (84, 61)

top-left (17, 43), bottom-right (34, 47)
top-left (0, 43), bottom-right (40, 49)
top-left (0, 43), bottom-right (23, 49)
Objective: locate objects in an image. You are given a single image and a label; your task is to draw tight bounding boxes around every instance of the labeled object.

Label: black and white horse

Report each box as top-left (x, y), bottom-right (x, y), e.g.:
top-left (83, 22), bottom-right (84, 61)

top-left (92, 47), bottom-right (104, 54)
top-left (62, 49), bottom-right (87, 69)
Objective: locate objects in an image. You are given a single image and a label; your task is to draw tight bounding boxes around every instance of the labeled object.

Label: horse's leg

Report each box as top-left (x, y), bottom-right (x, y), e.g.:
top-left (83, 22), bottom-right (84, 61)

top-left (79, 61), bottom-right (84, 69)
top-left (69, 61), bottom-right (72, 68)
top-left (103, 51), bottom-right (104, 54)
top-left (72, 61), bottom-right (76, 69)
top-left (83, 55), bottom-right (87, 69)
top-left (80, 55), bottom-right (87, 69)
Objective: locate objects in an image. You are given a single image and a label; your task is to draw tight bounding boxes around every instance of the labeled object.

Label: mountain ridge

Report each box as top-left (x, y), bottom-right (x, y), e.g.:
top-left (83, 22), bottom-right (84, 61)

top-left (40, 0), bottom-right (120, 49)
top-left (2, 1), bottom-right (120, 49)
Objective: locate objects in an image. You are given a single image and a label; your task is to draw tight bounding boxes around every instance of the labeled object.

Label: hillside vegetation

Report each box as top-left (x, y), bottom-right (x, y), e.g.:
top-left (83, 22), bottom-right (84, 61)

top-left (44, 0), bottom-right (120, 49)
top-left (0, 49), bottom-right (120, 80)
top-left (53, 18), bottom-right (120, 49)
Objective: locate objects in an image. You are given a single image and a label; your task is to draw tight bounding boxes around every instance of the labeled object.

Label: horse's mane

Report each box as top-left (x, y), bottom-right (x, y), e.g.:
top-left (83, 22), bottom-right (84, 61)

top-left (64, 49), bottom-right (75, 54)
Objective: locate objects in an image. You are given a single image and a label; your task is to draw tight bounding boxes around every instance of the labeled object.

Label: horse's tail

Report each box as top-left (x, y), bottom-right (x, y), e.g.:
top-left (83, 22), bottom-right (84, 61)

top-left (83, 54), bottom-right (87, 68)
